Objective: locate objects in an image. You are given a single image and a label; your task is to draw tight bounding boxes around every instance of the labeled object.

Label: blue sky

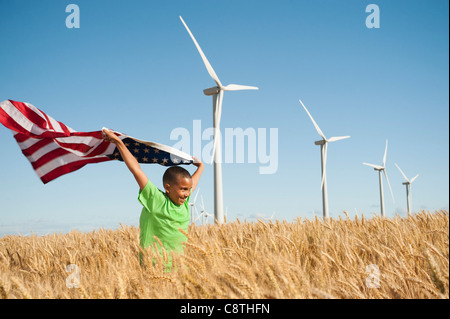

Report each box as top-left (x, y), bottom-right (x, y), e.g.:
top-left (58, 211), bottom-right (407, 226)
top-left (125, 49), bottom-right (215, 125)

top-left (0, 0), bottom-right (448, 236)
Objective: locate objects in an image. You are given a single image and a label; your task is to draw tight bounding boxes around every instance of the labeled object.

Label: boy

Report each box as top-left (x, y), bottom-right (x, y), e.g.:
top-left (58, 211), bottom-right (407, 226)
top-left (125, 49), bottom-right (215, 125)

top-left (101, 128), bottom-right (204, 269)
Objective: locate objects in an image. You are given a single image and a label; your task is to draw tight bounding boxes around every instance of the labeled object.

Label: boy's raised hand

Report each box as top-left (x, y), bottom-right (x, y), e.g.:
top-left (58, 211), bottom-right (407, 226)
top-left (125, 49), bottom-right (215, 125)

top-left (102, 128), bottom-right (121, 145)
top-left (192, 156), bottom-right (203, 167)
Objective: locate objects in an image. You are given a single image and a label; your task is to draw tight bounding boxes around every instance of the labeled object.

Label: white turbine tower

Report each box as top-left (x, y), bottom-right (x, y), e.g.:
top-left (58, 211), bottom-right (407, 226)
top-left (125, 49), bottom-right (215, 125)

top-left (299, 99), bottom-right (350, 218)
top-left (363, 140), bottom-right (395, 217)
top-left (395, 163), bottom-right (419, 215)
top-left (180, 16), bottom-right (258, 224)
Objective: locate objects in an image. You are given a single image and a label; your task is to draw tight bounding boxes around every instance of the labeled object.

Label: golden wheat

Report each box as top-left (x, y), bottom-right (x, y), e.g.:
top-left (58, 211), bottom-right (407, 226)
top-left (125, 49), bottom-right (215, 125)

top-left (0, 210), bottom-right (448, 299)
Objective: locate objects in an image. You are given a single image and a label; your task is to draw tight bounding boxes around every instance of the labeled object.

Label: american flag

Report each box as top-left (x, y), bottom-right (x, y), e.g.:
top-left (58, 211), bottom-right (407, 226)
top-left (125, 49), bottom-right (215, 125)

top-left (0, 99), bottom-right (193, 184)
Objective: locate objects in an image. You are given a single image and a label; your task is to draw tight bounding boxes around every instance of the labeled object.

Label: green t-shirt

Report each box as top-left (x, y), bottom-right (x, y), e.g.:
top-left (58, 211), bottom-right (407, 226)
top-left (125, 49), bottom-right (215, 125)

top-left (138, 180), bottom-right (190, 265)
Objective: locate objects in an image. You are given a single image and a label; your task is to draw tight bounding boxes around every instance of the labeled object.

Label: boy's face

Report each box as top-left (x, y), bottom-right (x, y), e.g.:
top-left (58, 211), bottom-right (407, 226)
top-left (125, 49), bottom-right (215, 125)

top-left (165, 176), bottom-right (193, 206)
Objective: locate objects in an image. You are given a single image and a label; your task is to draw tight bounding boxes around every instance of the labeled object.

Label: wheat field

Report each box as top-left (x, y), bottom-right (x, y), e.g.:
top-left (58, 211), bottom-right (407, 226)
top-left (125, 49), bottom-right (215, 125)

top-left (0, 210), bottom-right (448, 299)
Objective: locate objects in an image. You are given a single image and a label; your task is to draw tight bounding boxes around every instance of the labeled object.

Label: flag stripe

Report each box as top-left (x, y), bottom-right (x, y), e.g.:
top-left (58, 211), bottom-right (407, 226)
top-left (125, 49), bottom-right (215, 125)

top-left (9, 100), bottom-right (49, 130)
top-left (13, 132), bottom-right (34, 143)
top-left (0, 105), bottom-right (35, 135)
top-left (18, 137), bottom-right (54, 157)
top-left (31, 147), bottom-right (72, 170)
top-left (40, 157), bottom-right (112, 184)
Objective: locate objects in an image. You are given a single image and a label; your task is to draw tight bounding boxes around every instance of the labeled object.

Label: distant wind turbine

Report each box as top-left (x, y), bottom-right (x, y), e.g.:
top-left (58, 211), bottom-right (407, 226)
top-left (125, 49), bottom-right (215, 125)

top-left (195, 195), bottom-right (213, 225)
top-left (189, 188), bottom-right (200, 224)
top-left (363, 140), bottom-right (395, 217)
top-left (395, 163), bottom-right (419, 215)
top-left (299, 99), bottom-right (350, 218)
top-left (180, 16), bottom-right (258, 225)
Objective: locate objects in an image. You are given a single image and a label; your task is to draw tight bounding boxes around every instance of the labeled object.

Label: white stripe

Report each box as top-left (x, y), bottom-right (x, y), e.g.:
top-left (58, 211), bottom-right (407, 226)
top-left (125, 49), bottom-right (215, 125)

top-left (25, 142), bottom-right (60, 162)
top-left (55, 135), bottom-right (103, 147)
top-left (17, 134), bottom-right (108, 158)
top-left (16, 136), bottom-right (42, 149)
top-left (29, 137), bottom-right (114, 160)
top-left (49, 117), bottom-right (64, 133)
top-left (0, 100), bottom-right (47, 135)
top-left (34, 150), bottom-right (112, 178)
top-left (1, 100), bottom-right (76, 135)
top-left (34, 153), bottom-right (86, 177)
top-left (24, 102), bottom-right (76, 133)
top-left (54, 137), bottom-right (108, 157)
top-left (24, 102), bottom-right (48, 125)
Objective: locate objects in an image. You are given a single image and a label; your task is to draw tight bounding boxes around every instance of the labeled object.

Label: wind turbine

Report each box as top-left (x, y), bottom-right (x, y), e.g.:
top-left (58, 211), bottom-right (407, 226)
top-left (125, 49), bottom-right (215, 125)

top-left (180, 16), bottom-right (258, 225)
top-left (363, 140), bottom-right (395, 217)
top-left (395, 163), bottom-right (419, 215)
top-left (195, 195), bottom-right (206, 225)
top-left (189, 188), bottom-right (200, 224)
top-left (266, 212), bottom-right (276, 222)
top-left (195, 195), bottom-right (212, 225)
top-left (299, 99), bottom-right (350, 218)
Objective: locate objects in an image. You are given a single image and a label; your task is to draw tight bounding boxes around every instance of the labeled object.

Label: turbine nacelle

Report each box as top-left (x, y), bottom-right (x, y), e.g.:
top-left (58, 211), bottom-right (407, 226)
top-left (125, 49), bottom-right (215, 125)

top-left (204, 87), bottom-right (220, 96)
top-left (363, 163), bottom-right (385, 171)
top-left (203, 85), bottom-right (259, 96)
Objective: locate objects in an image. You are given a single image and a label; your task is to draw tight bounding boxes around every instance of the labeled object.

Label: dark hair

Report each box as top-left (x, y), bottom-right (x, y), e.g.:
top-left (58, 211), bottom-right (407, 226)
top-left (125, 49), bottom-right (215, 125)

top-left (163, 166), bottom-right (192, 186)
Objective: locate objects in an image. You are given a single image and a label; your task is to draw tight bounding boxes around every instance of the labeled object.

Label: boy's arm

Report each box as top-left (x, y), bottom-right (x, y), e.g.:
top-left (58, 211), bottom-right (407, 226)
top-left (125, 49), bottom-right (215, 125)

top-left (191, 157), bottom-right (204, 193)
top-left (102, 129), bottom-right (149, 190)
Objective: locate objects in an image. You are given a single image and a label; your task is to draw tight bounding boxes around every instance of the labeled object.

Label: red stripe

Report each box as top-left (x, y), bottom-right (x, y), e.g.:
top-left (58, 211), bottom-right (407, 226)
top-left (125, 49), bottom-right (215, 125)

top-left (58, 120), bottom-right (72, 135)
top-left (55, 140), bottom-right (96, 154)
top-left (8, 100), bottom-right (50, 131)
top-left (30, 148), bottom-right (71, 170)
top-left (84, 140), bottom-right (111, 157)
top-left (53, 139), bottom-right (111, 156)
top-left (19, 138), bottom-right (54, 157)
top-left (72, 131), bottom-right (103, 138)
top-left (0, 107), bottom-right (30, 134)
top-left (4, 100), bottom-right (72, 138)
top-left (29, 141), bottom-right (112, 170)
top-left (1, 105), bottom-right (69, 139)
top-left (13, 132), bottom-right (32, 143)
top-left (40, 157), bottom-right (112, 184)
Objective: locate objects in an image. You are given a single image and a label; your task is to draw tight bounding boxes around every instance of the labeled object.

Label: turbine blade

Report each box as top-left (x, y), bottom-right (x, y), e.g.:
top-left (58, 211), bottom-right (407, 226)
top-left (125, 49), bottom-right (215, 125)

top-left (363, 162), bottom-right (383, 170)
top-left (201, 195), bottom-right (205, 210)
top-left (223, 84), bottom-right (259, 91)
top-left (195, 211), bottom-right (204, 222)
top-left (410, 174), bottom-right (419, 183)
top-left (383, 139), bottom-right (388, 167)
top-left (299, 99), bottom-right (327, 141)
top-left (194, 206), bottom-right (200, 219)
top-left (193, 188), bottom-right (200, 203)
top-left (327, 136), bottom-right (350, 143)
top-left (179, 16), bottom-right (222, 87)
top-left (394, 163), bottom-right (409, 182)
top-left (383, 169), bottom-right (395, 203)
